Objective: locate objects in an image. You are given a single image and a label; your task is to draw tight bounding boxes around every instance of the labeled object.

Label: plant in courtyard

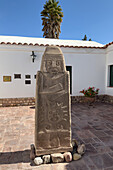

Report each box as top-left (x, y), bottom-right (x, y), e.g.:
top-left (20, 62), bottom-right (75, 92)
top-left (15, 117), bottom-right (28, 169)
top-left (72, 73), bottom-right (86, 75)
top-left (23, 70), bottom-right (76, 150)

top-left (80, 87), bottom-right (99, 97)
top-left (41, 0), bottom-right (63, 39)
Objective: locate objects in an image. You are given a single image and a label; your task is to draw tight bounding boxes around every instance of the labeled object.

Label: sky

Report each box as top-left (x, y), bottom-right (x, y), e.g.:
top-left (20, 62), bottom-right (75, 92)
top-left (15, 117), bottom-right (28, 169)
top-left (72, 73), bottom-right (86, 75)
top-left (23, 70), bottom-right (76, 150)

top-left (0, 0), bottom-right (113, 45)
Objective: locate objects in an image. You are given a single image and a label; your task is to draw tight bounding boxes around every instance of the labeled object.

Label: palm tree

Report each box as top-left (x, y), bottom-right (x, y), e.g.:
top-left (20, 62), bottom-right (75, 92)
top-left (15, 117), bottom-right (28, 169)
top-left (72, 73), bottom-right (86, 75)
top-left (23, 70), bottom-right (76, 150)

top-left (41, 0), bottom-right (63, 39)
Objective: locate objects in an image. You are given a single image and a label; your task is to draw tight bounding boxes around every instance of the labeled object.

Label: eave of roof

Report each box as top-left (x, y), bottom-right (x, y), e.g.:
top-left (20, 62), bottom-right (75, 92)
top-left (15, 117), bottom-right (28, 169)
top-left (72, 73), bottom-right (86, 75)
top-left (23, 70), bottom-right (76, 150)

top-left (104, 41), bottom-right (113, 48)
top-left (0, 35), bottom-right (111, 49)
top-left (0, 42), bottom-right (105, 49)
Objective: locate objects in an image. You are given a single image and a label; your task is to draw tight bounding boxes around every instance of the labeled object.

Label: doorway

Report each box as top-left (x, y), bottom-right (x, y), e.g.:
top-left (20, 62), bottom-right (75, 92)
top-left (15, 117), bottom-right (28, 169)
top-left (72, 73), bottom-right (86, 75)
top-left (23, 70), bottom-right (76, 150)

top-left (66, 66), bottom-right (72, 94)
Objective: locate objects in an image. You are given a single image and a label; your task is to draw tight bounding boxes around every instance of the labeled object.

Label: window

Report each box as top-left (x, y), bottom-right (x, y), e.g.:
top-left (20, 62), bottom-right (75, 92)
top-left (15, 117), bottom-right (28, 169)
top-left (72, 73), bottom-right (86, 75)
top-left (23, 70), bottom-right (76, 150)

top-left (14, 74), bottom-right (21, 79)
top-left (110, 65), bottom-right (113, 87)
top-left (66, 66), bottom-right (72, 94)
top-left (3, 76), bottom-right (11, 82)
top-left (25, 75), bottom-right (31, 79)
top-left (34, 75), bottom-right (36, 79)
top-left (25, 80), bottom-right (31, 84)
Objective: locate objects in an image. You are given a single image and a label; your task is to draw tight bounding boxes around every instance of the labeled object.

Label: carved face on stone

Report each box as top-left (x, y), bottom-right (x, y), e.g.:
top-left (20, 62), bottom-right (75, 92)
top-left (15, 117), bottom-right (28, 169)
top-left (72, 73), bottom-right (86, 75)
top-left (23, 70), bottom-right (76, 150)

top-left (40, 46), bottom-right (66, 73)
top-left (45, 58), bottom-right (63, 73)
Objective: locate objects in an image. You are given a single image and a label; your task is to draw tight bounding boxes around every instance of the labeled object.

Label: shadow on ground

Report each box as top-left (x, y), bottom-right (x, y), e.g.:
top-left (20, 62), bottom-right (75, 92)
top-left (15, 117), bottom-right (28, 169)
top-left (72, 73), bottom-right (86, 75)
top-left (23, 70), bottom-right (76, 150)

top-left (0, 150), bottom-right (30, 164)
top-left (30, 106), bottom-right (35, 109)
top-left (65, 159), bottom-right (88, 170)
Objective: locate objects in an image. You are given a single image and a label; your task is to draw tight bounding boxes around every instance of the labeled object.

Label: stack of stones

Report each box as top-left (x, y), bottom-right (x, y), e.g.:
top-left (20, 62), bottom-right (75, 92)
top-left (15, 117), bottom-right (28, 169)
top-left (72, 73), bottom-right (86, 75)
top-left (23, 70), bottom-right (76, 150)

top-left (30, 140), bottom-right (86, 166)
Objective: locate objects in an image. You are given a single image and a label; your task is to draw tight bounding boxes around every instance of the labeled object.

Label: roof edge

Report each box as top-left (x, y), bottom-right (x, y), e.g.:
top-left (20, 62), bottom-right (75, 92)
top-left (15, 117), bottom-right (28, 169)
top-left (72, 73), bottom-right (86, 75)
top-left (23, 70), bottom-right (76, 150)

top-left (0, 35), bottom-right (113, 49)
top-left (104, 41), bottom-right (113, 48)
top-left (0, 42), bottom-right (105, 49)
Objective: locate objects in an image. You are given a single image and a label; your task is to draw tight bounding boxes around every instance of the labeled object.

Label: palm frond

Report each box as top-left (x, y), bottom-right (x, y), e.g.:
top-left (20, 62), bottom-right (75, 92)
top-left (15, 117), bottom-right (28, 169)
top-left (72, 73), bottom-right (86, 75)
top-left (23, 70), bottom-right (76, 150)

top-left (41, 0), bottom-right (63, 39)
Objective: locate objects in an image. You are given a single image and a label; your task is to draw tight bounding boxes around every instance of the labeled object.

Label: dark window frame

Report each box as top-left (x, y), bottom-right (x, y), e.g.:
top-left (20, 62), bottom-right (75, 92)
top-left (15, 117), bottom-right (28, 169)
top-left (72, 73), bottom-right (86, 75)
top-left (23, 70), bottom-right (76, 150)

top-left (34, 75), bottom-right (36, 79)
top-left (25, 80), bottom-right (31, 85)
top-left (14, 74), bottom-right (21, 79)
top-left (25, 75), bottom-right (31, 79)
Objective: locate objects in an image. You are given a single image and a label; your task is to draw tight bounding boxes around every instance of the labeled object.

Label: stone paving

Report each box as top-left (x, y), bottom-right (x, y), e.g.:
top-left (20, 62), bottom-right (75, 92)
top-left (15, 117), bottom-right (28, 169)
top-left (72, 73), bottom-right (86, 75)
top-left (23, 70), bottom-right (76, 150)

top-left (0, 103), bottom-right (113, 170)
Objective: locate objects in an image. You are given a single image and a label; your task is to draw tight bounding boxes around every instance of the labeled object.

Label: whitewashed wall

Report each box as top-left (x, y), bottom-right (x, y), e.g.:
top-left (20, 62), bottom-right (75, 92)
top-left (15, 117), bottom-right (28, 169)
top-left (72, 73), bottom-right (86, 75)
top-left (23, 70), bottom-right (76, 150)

top-left (62, 48), bottom-right (106, 96)
top-left (0, 44), bottom-right (106, 98)
top-left (106, 44), bottom-right (113, 96)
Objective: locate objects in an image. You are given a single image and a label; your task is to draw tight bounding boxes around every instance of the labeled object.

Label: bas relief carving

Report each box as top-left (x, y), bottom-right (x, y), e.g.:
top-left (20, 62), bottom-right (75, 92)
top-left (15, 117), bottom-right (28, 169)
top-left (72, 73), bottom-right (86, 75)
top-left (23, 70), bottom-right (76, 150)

top-left (35, 46), bottom-right (72, 155)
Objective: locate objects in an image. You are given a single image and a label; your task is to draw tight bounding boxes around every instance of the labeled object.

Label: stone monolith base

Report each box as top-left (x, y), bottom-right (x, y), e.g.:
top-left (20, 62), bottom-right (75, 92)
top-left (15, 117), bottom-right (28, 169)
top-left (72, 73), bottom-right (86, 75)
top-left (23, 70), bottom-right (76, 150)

top-left (35, 46), bottom-right (72, 156)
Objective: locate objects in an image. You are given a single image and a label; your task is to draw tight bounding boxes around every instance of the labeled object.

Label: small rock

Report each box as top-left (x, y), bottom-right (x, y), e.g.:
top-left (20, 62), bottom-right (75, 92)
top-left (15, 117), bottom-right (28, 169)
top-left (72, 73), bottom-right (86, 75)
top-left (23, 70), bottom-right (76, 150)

top-left (42, 155), bottom-right (51, 164)
top-left (77, 144), bottom-right (86, 155)
top-left (34, 157), bottom-right (43, 165)
top-left (30, 144), bottom-right (36, 160)
top-left (51, 153), bottom-right (64, 163)
top-left (73, 153), bottom-right (81, 161)
top-left (63, 152), bottom-right (72, 162)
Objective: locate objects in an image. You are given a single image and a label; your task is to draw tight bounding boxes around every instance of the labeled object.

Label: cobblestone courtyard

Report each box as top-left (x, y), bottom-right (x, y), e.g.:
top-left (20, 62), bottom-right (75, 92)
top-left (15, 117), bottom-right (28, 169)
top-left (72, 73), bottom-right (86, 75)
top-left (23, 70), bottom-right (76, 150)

top-left (0, 103), bottom-right (113, 170)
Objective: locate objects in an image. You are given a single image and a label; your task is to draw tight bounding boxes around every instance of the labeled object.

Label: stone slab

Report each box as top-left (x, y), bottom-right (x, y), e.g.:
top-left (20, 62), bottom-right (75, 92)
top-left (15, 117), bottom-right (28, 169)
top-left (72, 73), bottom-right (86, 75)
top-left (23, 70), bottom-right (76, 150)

top-left (35, 46), bottom-right (72, 156)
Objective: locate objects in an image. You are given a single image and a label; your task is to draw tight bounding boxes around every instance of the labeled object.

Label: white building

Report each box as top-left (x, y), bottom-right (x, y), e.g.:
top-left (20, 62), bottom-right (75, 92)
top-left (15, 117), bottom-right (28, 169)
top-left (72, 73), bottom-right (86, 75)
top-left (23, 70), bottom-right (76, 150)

top-left (0, 36), bottom-right (113, 99)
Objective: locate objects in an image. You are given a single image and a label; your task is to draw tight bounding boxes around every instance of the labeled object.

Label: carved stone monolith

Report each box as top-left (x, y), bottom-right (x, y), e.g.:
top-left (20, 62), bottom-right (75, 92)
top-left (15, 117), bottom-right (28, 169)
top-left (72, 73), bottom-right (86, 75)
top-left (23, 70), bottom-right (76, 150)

top-left (35, 46), bottom-right (72, 156)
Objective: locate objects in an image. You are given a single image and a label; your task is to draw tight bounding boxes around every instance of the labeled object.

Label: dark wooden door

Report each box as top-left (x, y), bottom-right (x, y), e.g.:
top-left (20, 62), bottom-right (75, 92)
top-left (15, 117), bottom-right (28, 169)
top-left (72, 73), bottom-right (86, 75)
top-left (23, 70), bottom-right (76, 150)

top-left (110, 65), bottom-right (113, 87)
top-left (66, 66), bottom-right (72, 94)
